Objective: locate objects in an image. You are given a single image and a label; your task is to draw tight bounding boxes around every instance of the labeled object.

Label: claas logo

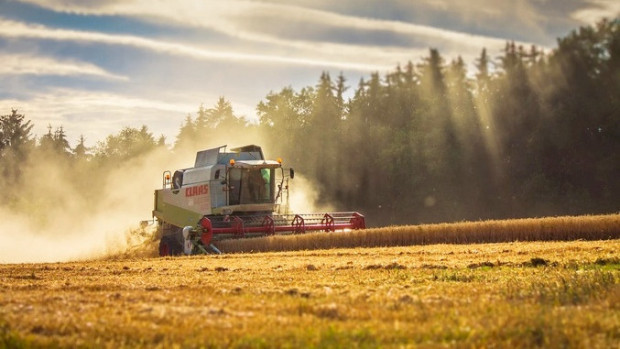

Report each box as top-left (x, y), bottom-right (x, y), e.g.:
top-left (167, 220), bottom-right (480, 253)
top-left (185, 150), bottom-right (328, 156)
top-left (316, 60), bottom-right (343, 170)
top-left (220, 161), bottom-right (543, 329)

top-left (185, 184), bottom-right (209, 197)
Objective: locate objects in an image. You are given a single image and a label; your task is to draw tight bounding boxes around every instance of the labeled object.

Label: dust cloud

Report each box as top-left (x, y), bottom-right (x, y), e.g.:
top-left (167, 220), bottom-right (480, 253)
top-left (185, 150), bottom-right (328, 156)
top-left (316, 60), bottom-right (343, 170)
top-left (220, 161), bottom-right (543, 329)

top-left (286, 174), bottom-right (335, 215)
top-left (255, 142), bottom-right (335, 215)
top-left (0, 149), bottom-right (179, 264)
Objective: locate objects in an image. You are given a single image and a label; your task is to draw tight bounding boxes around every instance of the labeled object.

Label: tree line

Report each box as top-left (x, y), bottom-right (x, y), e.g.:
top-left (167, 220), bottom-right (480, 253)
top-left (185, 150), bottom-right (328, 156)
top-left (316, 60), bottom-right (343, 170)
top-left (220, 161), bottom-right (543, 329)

top-left (1, 19), bottom-right (618, 225)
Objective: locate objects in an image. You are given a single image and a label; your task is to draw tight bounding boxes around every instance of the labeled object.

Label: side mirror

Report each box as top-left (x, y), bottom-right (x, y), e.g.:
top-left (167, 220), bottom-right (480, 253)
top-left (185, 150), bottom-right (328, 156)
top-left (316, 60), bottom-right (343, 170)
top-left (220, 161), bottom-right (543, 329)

top-left (289, 168), bottom-right (295, 179)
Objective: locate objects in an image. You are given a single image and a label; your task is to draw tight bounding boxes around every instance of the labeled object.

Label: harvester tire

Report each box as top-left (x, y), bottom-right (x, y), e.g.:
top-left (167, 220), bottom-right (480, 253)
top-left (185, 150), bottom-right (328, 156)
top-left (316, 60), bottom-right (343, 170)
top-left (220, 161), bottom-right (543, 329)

top-left (159, 235), bottom-right (183, 256)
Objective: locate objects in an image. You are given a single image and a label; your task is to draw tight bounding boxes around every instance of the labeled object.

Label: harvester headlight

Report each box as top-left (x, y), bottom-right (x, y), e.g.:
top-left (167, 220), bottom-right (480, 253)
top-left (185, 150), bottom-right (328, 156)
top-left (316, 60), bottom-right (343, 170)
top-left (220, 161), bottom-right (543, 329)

top-left (229, 159), bottom-right (235, 166)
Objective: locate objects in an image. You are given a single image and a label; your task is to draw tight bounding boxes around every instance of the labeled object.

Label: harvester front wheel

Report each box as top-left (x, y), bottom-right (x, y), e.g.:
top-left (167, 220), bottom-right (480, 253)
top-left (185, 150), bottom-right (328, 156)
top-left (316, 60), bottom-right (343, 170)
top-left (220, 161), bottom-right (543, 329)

top-left (159, 235), bottom-right (183, 256)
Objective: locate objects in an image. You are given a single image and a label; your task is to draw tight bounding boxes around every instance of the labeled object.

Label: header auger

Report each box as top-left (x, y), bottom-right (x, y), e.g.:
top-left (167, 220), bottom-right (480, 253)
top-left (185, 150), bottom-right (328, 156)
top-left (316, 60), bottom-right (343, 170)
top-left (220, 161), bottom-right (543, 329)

top-left (153, 145), bottom-right (365, 255)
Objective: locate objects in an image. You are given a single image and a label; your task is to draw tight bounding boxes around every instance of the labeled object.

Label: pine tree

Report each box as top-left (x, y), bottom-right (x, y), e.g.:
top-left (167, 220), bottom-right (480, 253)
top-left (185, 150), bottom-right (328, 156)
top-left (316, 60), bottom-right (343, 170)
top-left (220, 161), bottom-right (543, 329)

top-left (157, 135), bottom-right (166, 147)
top-left (0, 109), bottom-right (34, 158)
top-left (0, 109), bottom-right (34, 188)
top-left (211, 97), bottom-right (244, 131)
top-left (53, 126), bottom-right (71, 156)
top-left (335, 73), bottom-right (348, 118)
top-left (174, 114), bottom-right (197, 150)
top-left (73, 134), bottom-right (89, 160)
top-left (38, 124), bottom-right (56, 152)
top-left (475, 48), bottom-right (491, 91)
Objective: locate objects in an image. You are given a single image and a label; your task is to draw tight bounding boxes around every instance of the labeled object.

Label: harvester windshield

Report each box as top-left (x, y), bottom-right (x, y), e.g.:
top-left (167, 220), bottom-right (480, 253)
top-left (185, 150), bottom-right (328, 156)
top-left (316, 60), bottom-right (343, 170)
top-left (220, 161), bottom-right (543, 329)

top-left (229, 167), bottom-right (275, 205)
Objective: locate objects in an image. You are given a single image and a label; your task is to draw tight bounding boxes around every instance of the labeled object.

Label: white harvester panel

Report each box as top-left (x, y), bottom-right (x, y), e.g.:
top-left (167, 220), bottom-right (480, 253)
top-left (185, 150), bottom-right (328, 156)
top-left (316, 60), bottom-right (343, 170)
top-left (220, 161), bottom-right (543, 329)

top-left (159, 182), bottom-right (212, 215)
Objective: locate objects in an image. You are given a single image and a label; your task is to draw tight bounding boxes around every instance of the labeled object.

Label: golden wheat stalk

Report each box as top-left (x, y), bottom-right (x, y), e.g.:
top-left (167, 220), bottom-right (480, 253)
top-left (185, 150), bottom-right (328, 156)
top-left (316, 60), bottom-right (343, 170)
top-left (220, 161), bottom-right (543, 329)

top-left (215, 214), bottom-right (620, 253)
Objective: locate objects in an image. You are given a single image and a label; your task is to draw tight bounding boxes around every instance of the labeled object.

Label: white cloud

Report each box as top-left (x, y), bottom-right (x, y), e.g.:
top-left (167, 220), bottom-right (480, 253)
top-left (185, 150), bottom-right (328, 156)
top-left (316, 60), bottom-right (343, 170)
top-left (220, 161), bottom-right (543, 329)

top-left (0, 17), bottom-right (394, 72)
top-left (0, 53), bottom-right (127, 80)
top-left (571, 0), bottom-right (620, 24)
top-left (10, 0), bottom-right (532, 66)
top-left (0, 88), bottom-right (196, 145)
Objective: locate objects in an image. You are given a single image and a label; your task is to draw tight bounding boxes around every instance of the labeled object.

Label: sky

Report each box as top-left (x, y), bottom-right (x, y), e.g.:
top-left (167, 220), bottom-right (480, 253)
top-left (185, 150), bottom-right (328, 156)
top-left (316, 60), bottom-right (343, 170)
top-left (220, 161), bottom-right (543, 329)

top-left (0, 0), bottom-right (618, 147)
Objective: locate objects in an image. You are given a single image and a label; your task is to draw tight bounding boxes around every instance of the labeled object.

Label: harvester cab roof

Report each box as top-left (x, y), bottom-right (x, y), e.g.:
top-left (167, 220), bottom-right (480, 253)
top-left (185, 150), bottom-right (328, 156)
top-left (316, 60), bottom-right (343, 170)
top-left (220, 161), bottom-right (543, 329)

top-left (194, 144), bottom-right (265, 167)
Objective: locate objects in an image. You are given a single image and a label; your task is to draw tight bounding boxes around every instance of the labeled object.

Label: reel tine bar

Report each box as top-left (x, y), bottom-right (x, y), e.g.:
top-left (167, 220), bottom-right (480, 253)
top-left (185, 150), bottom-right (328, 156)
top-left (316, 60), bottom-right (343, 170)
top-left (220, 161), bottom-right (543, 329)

top-left (199, 212), bottom-right (365, 239)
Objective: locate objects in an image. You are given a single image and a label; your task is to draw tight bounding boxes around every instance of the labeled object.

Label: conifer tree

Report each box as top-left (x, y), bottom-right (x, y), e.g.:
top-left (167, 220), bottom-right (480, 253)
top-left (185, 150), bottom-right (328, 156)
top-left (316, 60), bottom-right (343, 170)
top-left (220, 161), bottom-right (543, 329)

top-left (73, 135), bottom-right (89, 160)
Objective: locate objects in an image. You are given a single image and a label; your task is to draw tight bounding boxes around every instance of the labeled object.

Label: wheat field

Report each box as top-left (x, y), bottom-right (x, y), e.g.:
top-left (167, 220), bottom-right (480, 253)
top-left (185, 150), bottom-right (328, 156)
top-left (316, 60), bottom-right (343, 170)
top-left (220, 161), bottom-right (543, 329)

top-left (1, 238), bottom-right (619, 348)
top-left (215, 213), bottom-right (620, 253)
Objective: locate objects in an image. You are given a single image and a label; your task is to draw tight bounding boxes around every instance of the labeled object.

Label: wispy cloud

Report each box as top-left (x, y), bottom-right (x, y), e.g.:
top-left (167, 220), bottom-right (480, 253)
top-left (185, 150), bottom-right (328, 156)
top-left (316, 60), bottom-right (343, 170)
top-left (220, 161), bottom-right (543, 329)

top-left (12, 0), bottom-right (617, 66)
top-left (0, 88), bottom-right (196, 144)
top-left (0, 17), bottom-right (395, 72)
top-left (12, 0), bottom-right (532, 64)
top-left (571, 0), bottom-right (620, 24)
top-left (0, 53), bottom-right (127, 80)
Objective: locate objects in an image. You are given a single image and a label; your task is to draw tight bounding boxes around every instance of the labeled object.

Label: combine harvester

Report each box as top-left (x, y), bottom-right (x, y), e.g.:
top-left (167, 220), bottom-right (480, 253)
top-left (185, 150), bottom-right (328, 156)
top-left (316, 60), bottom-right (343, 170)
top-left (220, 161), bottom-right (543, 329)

top-left (153, 145), bottom-right (365, 255)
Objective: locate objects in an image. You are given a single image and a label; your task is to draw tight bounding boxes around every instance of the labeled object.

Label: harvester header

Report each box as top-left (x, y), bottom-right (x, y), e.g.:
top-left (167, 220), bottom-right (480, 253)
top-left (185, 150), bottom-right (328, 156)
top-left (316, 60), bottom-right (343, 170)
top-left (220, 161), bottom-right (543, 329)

top-left (153, 145), bottom-right (365, 255)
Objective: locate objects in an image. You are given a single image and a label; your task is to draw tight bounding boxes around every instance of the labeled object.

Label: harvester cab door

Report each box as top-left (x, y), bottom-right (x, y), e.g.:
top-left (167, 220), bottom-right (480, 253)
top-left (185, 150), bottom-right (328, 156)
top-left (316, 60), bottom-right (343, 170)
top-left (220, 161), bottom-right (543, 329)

top-left (228, 168), bottom-right (242, 205)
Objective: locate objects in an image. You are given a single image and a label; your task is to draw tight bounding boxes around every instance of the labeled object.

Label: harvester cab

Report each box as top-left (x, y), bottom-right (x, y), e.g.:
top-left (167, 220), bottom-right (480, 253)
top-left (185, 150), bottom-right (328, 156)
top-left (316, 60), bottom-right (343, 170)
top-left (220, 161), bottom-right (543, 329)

top-left (154, 145), bottom-right (365, 256)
